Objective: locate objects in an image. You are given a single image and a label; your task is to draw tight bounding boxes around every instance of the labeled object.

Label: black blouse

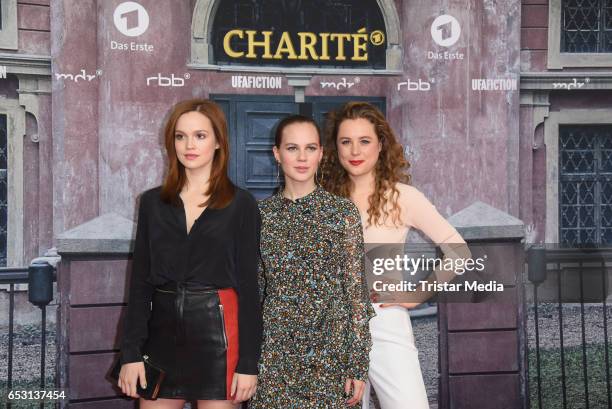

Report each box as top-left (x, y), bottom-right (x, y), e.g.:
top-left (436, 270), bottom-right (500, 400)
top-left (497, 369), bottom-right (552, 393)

top-left (120, 185), bottom-right (263, 375)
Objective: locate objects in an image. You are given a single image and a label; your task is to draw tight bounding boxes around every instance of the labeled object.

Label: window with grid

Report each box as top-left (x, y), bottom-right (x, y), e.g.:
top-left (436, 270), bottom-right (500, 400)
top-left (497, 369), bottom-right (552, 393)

top-left (561, 0), bottom-right (612, 52)
top-left (559, 125), bottom-right (612, 246)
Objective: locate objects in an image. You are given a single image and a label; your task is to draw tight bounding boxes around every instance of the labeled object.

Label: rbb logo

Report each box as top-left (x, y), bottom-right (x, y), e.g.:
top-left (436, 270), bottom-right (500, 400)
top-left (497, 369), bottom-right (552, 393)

top-left (113, 2), bottom-right (149, 37)
top-left (431, 15), bottom-right (461, 47)
top-left (397, 79), bottom-right (431, 91)
top-left (146, 73), bottom-right (189, 87)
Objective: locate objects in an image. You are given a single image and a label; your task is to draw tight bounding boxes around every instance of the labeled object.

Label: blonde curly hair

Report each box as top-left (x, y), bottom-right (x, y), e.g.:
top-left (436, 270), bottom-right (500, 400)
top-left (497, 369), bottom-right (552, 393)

top-left (321, 102), bottom-right (411, 227)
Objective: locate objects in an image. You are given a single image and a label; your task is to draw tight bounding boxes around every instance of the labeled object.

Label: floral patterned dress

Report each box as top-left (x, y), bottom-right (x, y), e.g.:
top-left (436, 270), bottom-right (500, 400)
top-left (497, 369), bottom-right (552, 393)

top-left (250, 186), bottom-right (375, 409)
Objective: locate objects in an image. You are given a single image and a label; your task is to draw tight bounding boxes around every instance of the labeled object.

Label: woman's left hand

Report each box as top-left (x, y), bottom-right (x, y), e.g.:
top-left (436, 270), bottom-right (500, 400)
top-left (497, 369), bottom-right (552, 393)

top-left (345, 378), bottom-right (366, 406)
top-left (379, 302), bottom-right (420, 309)
top-left (230, 373), bottom-right (257, 403)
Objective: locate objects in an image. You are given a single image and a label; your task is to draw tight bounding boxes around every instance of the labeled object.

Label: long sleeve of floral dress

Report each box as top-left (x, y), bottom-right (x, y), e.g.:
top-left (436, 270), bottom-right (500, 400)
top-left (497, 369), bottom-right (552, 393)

top-left (257, 257), bottom-right (266, 304)
top-left (252, 187), bottom-right (376, 408)
top-left (342, 205), bottom-right (376, 381)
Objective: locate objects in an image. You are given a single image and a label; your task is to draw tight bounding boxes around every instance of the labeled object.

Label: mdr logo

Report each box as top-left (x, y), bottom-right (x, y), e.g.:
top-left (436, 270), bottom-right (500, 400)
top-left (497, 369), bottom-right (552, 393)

top-left (113, 1), bottom-right (149, 37)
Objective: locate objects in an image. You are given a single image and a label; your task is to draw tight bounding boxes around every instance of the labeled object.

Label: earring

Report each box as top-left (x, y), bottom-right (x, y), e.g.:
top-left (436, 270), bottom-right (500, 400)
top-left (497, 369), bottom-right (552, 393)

top-left (276, 161), bottom-right (280, 186)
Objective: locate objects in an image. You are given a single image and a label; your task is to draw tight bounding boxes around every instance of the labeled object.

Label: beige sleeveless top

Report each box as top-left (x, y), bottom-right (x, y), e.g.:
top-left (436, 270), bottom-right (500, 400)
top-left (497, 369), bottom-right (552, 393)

top-left (360, 183), bottom-right (463, 245)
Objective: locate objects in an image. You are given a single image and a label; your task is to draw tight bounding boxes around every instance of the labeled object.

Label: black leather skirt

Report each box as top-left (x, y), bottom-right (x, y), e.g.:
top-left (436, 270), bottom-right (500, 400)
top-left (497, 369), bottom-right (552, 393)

top-left (142, 282), bottom-right (239, 401)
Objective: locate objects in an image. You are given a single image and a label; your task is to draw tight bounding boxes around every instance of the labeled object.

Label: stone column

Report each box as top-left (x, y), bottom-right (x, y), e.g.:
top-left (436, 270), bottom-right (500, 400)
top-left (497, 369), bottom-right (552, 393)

top-left (437, 201), bottom-right (526, 409)
top-left (56, 213), bottom-right (136, 409)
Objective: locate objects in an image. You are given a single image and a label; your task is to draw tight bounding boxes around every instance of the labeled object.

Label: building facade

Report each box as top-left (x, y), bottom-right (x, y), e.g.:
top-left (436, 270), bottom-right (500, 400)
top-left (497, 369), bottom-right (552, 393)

top-left (521, 0), bottom-right (612, 246)
top-left (0, 0), bottom-right (610, 406)
top-left (2, 0), bottom-right (524, 264)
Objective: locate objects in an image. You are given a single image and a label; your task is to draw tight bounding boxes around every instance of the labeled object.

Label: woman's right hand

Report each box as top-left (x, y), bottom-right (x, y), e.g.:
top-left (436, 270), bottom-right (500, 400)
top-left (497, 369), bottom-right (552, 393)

top-left (118, 361), bottom-right (147, 398)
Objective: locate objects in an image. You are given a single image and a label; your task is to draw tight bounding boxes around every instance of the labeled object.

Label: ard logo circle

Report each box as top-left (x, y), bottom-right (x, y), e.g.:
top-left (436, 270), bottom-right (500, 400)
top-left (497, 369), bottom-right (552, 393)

top-left (431, 14), bottom-right (461, 47)
top-left (370, 30), bottom-right (385, 46)
top-left (113, 1), bottom-right (149, 37)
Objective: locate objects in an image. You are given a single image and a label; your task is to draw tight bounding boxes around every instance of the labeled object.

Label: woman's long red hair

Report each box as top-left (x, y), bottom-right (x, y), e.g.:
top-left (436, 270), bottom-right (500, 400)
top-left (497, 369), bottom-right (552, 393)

top-left (160, 99), bottom-right (234, 208)
top-left (321, 102), bottom-right (410, 226)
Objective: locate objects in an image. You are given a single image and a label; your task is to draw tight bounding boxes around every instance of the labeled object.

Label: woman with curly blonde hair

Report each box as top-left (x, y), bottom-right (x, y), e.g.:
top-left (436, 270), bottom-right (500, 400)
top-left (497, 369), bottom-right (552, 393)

top-left (321, 102), bottom-right (467, 409)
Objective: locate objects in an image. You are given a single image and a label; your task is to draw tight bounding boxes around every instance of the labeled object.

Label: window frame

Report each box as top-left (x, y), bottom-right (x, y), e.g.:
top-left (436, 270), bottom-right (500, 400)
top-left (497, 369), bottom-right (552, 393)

top-left (545, 109), bottom-right (612, 243)
top-left (557, 124), bottom-right (612, 245)
top-left (0, 0), bottom-right (18, 50)
top-left (0, 98), bottom-right (25, 267)
top-left (548, 0), bottom-right (612, 68)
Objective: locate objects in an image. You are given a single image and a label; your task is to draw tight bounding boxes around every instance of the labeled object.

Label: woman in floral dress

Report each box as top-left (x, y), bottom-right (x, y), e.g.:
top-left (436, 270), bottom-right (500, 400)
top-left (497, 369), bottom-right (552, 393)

top-left (250, 115), bottom-right (375, 408)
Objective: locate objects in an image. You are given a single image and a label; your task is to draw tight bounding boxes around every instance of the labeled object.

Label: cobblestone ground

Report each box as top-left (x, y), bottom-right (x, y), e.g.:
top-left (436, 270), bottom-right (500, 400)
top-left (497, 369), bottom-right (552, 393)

top-left (0, 323), bottom-right (56, 382)
top-left (0, 324), bottom-right (56, 408)
top-left (527, 303), bottom-right (612, 349)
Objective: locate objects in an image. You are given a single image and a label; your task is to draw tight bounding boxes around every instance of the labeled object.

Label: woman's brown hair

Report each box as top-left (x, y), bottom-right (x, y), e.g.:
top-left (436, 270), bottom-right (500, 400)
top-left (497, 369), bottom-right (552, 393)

top-left (274, 114), bottom-right (321, 147)
top-left (160, 99), bottom-right (235, 208)
top-left (321, 102), bottom-right (410, 227)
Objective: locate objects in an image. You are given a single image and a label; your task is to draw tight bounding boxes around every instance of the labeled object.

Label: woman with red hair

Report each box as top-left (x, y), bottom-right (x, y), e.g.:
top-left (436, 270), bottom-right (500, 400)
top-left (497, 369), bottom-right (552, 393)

top-left (117, 99), bottom-right (262, 408)
top-left (322, 102), bottom-right (469, 409)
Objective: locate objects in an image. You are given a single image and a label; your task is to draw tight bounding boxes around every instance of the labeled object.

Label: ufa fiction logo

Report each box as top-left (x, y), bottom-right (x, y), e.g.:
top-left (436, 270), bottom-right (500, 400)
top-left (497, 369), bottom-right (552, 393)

top-left (231, 75), bottom-right (283, 89)
top-left (471, 78), bottom-right (518, 91)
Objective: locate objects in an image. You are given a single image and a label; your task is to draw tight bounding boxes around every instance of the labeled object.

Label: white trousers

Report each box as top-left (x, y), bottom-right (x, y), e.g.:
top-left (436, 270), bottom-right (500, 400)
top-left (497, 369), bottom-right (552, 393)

top-left (362, 305), bottom-right (430, 409)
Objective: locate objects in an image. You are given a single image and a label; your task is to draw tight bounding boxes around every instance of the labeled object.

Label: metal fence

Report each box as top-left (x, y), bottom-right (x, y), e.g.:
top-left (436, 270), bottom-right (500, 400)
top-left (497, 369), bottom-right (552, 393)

top-left (527, 246), bottom-right (612, 409)
top-left (1, 263), bottom-right (56, 409)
